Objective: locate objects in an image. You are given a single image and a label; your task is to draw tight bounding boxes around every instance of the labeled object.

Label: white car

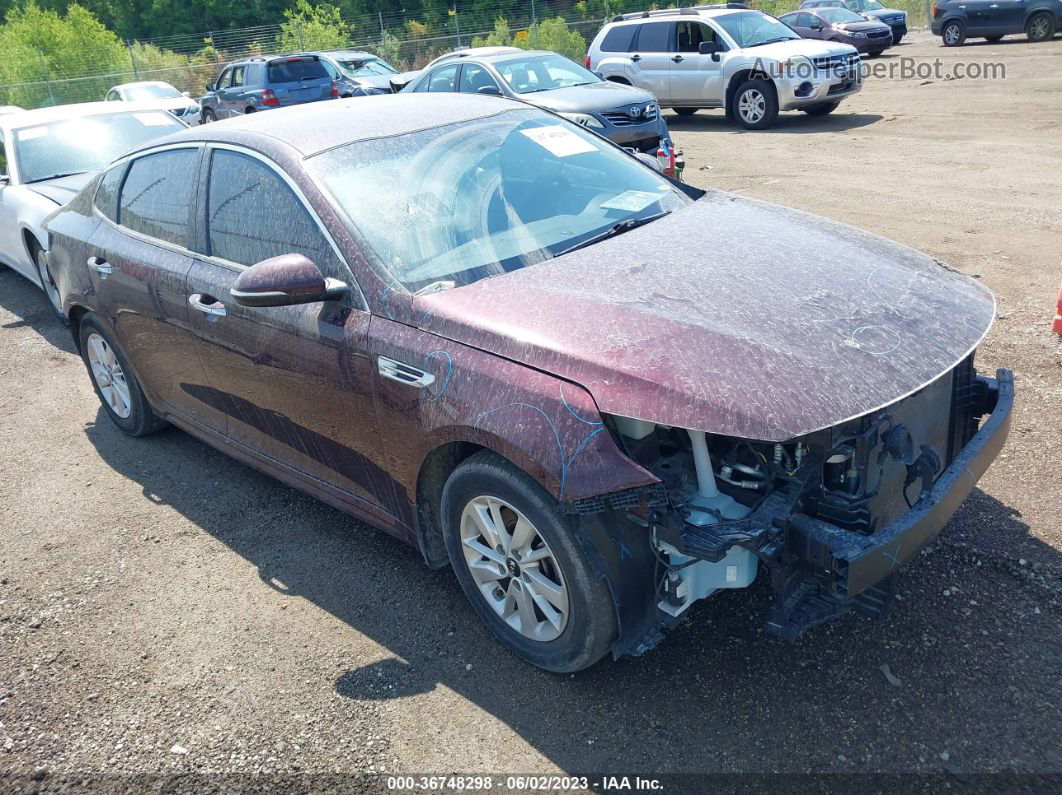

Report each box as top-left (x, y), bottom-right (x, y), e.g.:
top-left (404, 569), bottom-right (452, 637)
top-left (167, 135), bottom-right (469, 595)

top-left (105, 80), bottom-right (200, 123)
top-left (586, 5), bottom-right (863, 129)
top-left (0, 102), bottom-right (186, 315)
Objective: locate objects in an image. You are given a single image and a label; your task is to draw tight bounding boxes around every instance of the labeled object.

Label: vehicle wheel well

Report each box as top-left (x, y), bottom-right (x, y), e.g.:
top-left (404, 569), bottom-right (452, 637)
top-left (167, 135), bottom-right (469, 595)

top-left (726, 69), bottom-right (774, 108)
top-left (68, 304), bottom-right (89, 351)
top-left (22, 229), bottom-right (42, 264)
top-left (244, 106), bottom-right (256, 113)
top-left (605, 76), bottom-right (631, 85)
top-left (415, 441), bottom-right (485, 568)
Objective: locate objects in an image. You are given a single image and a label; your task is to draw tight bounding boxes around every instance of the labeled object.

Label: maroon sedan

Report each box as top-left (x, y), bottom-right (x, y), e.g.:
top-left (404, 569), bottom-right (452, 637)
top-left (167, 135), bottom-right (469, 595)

top-left (781, 8), bottom-right (894, 55)
top-left (43, 95), bottom-right (1012, 672)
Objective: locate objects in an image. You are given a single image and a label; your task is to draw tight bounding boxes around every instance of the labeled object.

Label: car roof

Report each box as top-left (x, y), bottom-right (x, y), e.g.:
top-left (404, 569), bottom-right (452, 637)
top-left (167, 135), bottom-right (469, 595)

top-left (113, 81), bottom-right (174, 90)
top-left (430, 46), bottom-right (522, 64)
top-left (477, 50), bottom-right (562, 64)
top-left (607, 6), bottom-right (753, 25)
top-left (0, 101), bottom-right (181, 132)
top-left (314, 50), bottom-right (380, 60)
top-left (134, 93), bottom-right (531, 158)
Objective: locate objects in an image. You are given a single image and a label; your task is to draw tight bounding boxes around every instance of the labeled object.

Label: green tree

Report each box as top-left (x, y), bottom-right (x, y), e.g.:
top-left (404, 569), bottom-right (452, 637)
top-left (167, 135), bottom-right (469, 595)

top-left (275, 0), bottom-right (351, 51)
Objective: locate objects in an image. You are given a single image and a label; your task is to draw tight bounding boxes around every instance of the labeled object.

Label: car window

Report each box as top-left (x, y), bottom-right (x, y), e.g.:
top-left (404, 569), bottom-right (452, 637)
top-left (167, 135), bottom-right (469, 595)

top-left (425, 64), bottom-right (459, 92)
top-left (231, 66), bottom-right (245, 87)
top-left (458, 63), bottom-right (500, 93)
top-left (216, 68), bottom-right (231, 90)
top-left (106, 89), bottom-right (119, 101)
top-left (600, 25), bottom-right (637, 52)
top-left (118, 149), bottom-right (198, 248)
top-left (267, 57), bottom-right (328, 84)
top-left (0, 132), bottom-right (6, 176)
top-left (206, 149), bottom-right (334, 270)
top-left (495, 54), bottom-right (599, 95)
top-left (676, 22), bottom-right (718, 52)
top-left (94, 163), bottom-right (124, 222)
top-left (320, 59), bottom-right (340, 79)
top-left (635, 21), bottom-right (673, 52)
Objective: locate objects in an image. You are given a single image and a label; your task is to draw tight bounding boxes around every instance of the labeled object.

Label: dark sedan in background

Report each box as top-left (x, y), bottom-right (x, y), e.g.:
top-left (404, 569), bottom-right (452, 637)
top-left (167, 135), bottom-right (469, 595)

top-left (801, 0), bottom-right (908, 43)
top-left (400, 50), bottom-right (674, 155)
top-left (780, 8), bottom-right (893, 55)
top-left (932, 0), bottom-right (1060, 45)
top-left (43, 95), bottom-right (1011, 673)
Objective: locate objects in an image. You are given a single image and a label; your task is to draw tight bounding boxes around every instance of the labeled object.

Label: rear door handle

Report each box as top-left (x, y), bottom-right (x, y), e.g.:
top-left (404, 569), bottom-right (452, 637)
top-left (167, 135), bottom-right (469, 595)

top-left (87, 256), bottom-right (112, 278)
top-left (672, 55), bottom-right (684, 62)
top-left (631, 54), bottom-right (641, 62)
top-left (188, 293), bottom-right (227, 320)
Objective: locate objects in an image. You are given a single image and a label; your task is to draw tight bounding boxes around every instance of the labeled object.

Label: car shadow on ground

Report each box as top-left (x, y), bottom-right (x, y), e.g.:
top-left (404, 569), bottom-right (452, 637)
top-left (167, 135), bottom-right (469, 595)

top-left (667, 112), bottom-right (883, 136)
top-left (83, 409), bottom-right (1061, 773)
top-left (0, 269), bottom-right (74, 352)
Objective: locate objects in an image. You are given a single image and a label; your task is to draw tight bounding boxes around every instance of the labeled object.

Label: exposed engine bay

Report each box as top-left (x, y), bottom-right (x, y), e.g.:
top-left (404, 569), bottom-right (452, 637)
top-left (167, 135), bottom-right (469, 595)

top-left (578, 354), bottom-right (1013, 656)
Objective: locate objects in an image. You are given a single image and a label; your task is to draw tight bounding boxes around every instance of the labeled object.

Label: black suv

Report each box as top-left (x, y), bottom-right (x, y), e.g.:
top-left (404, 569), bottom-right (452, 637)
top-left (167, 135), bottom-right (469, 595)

top-left (931, 0), bottom-right (1060, 45)
top-left (200, 55), bottom-right (337, 122)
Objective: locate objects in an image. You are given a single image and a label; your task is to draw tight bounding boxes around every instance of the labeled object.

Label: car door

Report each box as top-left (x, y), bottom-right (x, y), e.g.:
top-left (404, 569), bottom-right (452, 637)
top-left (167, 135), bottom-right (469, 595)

top-left (800, 12), bottom-right (829, 38)
top-left (184, 144), bottom-right (397, 515)
top-left (416, 63), bottom-right (459, 93)
top-left (628, 21), bottom-right (674, 101)
top-left (219, 65), bottom-right (246, 117)
top-left (962, 0), bottom-right (997, 32)
top-left (669, 20), bottom-right (726, 106)
top-left (991, 0), bottom-right (1029, 32)
top-left (83, 147), bottom-right (227, 430)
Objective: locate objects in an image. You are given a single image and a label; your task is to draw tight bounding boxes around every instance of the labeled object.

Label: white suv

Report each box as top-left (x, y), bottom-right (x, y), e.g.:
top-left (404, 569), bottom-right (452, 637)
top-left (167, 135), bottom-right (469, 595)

top-left (586, 5), bottom-right (863, 129)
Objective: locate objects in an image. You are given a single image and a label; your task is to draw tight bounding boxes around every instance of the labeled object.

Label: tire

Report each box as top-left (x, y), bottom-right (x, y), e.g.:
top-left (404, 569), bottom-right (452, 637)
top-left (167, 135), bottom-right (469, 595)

top-left (942, 20), bottom-right (966, 46)
top-left (985, 34), bottom-right (1004, 42)
top-left (868, 49), bottom-right (886, 57)
top-left (32, 243), bottom-right (64, 320)
top-left (730, 78), bottom-right (779, 130)
top-left (78, 313), bottom-right (166, 437)
top-left (803, 101), bottom-right (840, 116)
top-left (1026, 12), bottom-right (1055, 42)
top-left (892, 34), bottom-right (903, 45)
top-left (673, 107), bottom-right (698, 116)
top-left (201, 107), bottom-right (217, 124)
top-left (440, 451), bottom-right (616, 672)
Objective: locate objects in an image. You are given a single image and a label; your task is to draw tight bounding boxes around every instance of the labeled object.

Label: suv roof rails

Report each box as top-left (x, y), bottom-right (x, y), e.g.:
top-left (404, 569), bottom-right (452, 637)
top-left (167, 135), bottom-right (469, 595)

top-left (611, 2), bottom-right (746, 21)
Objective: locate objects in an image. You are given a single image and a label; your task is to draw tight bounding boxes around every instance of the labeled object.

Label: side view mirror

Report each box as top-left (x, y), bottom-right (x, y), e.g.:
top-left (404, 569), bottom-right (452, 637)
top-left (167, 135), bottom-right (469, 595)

top-left (206, 82), bottom-right (215, 93)
top-left (698, 41), bottom-right (721, 55)
top-left (476, 85), bottom-right (502, 95)
top-left (230, 254), bottom-right (349, 307)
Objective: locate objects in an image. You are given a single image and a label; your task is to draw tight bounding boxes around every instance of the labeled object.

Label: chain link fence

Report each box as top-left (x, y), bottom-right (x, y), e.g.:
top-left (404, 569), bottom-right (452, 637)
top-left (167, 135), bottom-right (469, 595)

top-left (0, 1), bottom-right (933, 110)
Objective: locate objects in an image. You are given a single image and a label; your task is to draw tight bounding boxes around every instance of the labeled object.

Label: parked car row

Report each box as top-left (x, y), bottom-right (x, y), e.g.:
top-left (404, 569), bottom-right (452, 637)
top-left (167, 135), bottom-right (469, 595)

top-left (932, 0), bottom-right (1061, 46)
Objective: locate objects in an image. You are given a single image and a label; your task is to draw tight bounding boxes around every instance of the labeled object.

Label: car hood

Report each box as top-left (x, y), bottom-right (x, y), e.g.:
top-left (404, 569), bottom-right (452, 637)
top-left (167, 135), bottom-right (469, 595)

top-left (745, 38), bottom-right (857, 60)
top-left (355, 72), bottom-right (411, 92)
top-left (524, 81), bottom-right (655, 114)
top-left (840, 20), bottom-right (891, 32)
top-left (413, 191), bottom-right (995, 442)
top-left (23, 172), bottom-right (95, 205)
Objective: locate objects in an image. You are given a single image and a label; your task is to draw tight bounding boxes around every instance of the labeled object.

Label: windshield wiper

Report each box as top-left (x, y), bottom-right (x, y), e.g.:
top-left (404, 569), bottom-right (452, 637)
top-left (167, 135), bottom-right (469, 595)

top-left (413, 280), bottom-right (455, 297)
top-left (25, 171), bottom-right (86, 184)
top-left (554, 211), bottom-right (671, 258)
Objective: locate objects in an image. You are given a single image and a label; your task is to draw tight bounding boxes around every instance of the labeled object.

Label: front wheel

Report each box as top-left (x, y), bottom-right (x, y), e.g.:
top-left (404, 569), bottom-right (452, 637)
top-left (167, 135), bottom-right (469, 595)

top-left (942, 21), bottom-right (966, 46)
top-left (78, 314), bottom-right (167, 436)
top-left (34, 245), bottom-right (64, 319)
top-left (441, 451), bottom-right (616, 672)
top-left (201, 107), bottom-right (217, 124)
top-left (1026, 12), bottom-right (1055, 42)
top-left (730, 78), bottom-right (779, 130)
top-left (803, 101), bottom-right (840, 117)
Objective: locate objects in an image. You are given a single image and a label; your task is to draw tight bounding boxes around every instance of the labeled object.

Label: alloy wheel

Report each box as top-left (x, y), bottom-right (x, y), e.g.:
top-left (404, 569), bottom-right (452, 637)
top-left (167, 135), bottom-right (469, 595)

top-left (1029, 16), bottom-right (1050, 40)
top-left (459, 495), bottom-right (569, 641)
top-left (944, 24), bottom-right (961, 45)
top-left (86, 332), bottom-right (132, 419)
top-left (738, 89), bottom-right (766, 125)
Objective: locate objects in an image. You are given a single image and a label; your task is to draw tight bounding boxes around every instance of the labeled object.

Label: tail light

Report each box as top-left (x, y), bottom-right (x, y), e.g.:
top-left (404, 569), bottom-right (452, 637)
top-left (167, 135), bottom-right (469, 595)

top-left (330, 81), bottom-right (339, 98)
top-left (261, 89), bottom-right (279, 107)
top-left (932, 4), bottom-right (939, 15)
top-left (585, 54), bottom-right (591, 69)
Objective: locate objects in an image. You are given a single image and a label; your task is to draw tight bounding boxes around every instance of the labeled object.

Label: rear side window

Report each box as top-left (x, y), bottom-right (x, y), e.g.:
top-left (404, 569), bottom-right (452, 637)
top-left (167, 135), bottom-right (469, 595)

top-left (267, 57), bottom-right (328, 84)
top-left (600, 25), bottom-right (637, 52)
top-left (118, 149), bottom-right (198, 247)
top-left (206, 149), bottom-right (334, 269)
top-left (634, 22), bottom-right (674, 52)
top-left (94, 164), bottom-right (124, 222)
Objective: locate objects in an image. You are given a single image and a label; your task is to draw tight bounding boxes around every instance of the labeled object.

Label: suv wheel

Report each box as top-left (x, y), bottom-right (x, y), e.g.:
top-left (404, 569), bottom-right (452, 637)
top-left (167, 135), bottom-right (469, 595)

top-left (201, 107), bottom-right (217, 124)
top-left (942, 20), bottom-right (965, 46)
top-left (440, 451), bottom-right (616, 672)
top-left (730, 78), bottom-right (778, 130)
top-left (1026, 12), bottom-right (1055, 42)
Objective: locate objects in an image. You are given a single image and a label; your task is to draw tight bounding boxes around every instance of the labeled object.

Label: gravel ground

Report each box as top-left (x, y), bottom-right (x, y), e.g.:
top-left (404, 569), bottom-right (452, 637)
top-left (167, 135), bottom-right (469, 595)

top-left (1, 30), bottom-right (1060, 791)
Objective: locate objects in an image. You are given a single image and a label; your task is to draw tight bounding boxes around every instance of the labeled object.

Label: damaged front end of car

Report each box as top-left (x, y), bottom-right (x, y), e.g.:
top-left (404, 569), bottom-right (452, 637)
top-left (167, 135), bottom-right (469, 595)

top-left (569, 355), bottom-right (1013, 659)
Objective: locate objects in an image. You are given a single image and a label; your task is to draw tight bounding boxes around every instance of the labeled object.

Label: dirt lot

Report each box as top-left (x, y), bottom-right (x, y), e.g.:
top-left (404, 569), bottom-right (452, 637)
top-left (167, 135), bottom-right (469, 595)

top-left (1, 30), bottom-right (1060, 790)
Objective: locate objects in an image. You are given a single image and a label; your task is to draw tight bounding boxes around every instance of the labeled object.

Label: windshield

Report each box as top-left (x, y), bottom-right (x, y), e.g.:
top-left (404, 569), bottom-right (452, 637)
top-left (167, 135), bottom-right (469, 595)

top-left (715, 11), bottom-right (801, 46)
top-left (338, 57), bottom-right (397, 77)
top-left (308, 109), bottom-right (690, 293)
top-left (13, 111), bottom-right (185, 183)
top-left (819, 8), bottom-right (866, 22)
top-left (123, 83), bottom-right (182, 101)
top-left (493, 54), bottom-right (600, 95)
top-left (848, 0), bottom-right (886, 9)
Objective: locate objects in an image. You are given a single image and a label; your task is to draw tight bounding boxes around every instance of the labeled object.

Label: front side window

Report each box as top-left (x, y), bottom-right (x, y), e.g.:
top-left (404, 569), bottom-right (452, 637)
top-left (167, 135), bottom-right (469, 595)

top-left (13, 111), bottom-right (186, 184)
top-left (676, 22), bottom-right (719, 52)
top-left (118, 149), bottom-right (198, 247)
top-left (215, 69), bottom-right (231, 90)
top-left (459, 63), bottom-right (500, 94)
top-left (206, 149), bottom-right (334, 269)
top-left (308, 109), bottom-right (691, 294)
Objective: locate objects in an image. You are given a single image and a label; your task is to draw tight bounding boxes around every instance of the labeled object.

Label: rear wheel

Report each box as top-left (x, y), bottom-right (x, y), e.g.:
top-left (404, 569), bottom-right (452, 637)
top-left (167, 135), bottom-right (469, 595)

top-left (942, 20), bottom-right (966, 46)
top-left (441, 451), bottom-right (616, 672)
top-left (892, 33), bottom-right (903, 44)
top-left (1026, 12), bottom-right (1055, 42)
top-left (78, 314), bottom-right (166, 437)
top-left (803, 101), bottom-right (840, 117)
top-left (673, 107), bottom-right (698, 116)
top-left (201, 107), bottom-right (217, 124)
top-left (730, 78), bottom-right (779, 130)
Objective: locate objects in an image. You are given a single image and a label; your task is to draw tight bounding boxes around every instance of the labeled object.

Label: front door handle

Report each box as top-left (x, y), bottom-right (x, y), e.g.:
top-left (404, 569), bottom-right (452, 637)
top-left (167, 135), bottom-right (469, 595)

top-left (672, 55), bottom-right (684, 62)
top-left (87, 256), bottom-right (112, 278)
top-left (631, 54), bottom-right (641, 62)
top-left (188, 293), bottom-right (227, 320)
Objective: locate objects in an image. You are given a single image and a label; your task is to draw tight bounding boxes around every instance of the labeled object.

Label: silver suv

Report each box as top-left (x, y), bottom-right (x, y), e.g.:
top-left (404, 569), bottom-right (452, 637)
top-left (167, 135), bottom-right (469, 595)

top-left (586, 5), bottom-right (863, 129)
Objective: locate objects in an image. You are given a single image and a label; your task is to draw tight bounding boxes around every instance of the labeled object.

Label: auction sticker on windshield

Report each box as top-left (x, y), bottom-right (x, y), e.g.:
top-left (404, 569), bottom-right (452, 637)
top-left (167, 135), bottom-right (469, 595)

top-left (600, 190), bottom-right (662, 213)
top-left (519, 125), bottom-right (597, 157)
